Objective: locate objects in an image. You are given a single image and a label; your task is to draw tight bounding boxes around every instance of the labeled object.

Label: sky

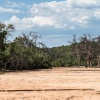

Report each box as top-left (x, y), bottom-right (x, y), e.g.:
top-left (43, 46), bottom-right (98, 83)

top-left (0, 0), bottom-right (100, 47)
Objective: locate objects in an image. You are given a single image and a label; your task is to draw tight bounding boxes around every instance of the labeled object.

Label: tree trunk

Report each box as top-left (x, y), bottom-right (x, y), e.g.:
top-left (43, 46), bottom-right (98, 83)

top-left (97, 55), bottom-right (100, 67)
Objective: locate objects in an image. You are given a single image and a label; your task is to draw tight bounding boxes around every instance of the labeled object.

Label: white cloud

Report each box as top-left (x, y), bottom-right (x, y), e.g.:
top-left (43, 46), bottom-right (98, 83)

top-left (10, 16), bottom-right (20, 22)
top-left (5, 0), bottom-right (100, 30)
top-left (6, 1), bottom-right (21, 8)
top-left (5, 15), bottom-right (56, 30)
top-left (6, 1), bottom-right (31, 8)
top-left (29, 0), bottom-right (94, 29)
top-left (70, 16), bottom-right (89, 27)
top-left (31, 16), bottom-right (55, 27)
top-left (94, 11), bottom-right (100, 19)
top-left (67, 0), bottom-right (100, 8)
top-left (0, 7), bottom-right (20, 13)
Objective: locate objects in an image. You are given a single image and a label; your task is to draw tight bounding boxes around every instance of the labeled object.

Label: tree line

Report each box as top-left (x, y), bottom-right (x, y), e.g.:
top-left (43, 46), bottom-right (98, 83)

top-left (0, 22), bottom-right (100, 70)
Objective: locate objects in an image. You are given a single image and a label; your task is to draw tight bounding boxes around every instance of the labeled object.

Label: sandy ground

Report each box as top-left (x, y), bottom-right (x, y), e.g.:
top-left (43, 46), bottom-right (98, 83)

top-left (0, 67), bottom-right (100, 100)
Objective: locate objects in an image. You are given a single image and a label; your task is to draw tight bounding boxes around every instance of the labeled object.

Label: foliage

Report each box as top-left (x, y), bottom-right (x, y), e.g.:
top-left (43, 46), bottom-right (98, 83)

top-left (0, 22), bottom-right (100, 70)
top-left (4, 32), bottom-right (51, 69)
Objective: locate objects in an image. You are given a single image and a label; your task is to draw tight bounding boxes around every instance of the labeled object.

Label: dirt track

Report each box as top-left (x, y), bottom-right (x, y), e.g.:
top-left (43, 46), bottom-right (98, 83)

top-left (0, 67), bottom-right (100, 100)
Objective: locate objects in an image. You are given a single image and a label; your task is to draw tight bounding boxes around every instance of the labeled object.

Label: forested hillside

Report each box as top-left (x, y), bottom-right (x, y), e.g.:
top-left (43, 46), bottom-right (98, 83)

top-left (0, 22), bottom-right (100, 70)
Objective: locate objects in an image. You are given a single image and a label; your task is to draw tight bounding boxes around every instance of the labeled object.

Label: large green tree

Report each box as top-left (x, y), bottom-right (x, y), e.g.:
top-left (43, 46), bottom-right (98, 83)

top-left (0, 22), bottom-right (14, 62)
top-left (0, 22), bottom-right (14, 51)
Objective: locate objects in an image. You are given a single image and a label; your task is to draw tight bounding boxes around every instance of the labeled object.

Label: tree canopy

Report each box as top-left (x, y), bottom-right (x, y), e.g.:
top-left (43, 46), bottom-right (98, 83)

top-left (0, 22), bottom-right (100, 71)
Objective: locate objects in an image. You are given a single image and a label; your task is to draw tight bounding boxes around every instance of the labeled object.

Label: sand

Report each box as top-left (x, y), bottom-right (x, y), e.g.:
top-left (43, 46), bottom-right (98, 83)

top-left (0, 67), bottom-right (100, 100)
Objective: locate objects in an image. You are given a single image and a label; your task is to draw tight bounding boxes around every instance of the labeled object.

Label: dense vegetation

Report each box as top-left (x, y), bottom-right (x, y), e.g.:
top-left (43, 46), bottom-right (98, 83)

top-left (0, 22), bottom-right (100, 70)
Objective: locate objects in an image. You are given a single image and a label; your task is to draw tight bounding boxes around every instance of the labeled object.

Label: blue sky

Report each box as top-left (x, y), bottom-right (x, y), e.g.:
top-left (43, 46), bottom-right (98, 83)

top-left (0, 0), bottom-right (100, 47)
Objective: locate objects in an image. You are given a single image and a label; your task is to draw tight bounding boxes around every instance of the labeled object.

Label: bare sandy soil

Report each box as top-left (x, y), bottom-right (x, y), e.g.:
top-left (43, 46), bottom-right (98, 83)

top-left (0, 67), bottom-right (100, 100)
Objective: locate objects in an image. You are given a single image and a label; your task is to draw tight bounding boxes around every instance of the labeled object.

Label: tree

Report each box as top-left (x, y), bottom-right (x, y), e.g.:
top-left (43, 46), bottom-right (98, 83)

top-left (0, 22), bottom-right (14, 51)
top-left (96, 36), bottom-right (100, 67)
top-left (5, 32), bottom-right (50, 70)
top-left (69, 35), bottom-right (82, 66)
top-left (70, 34), bottom-right (100, 67)
top-left (0, 22), bottom-right (14, 63)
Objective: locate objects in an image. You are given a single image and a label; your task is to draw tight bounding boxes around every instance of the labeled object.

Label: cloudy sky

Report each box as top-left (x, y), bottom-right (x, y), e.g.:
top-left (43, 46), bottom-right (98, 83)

top-left (0, 0), bottom-right (100, 47)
